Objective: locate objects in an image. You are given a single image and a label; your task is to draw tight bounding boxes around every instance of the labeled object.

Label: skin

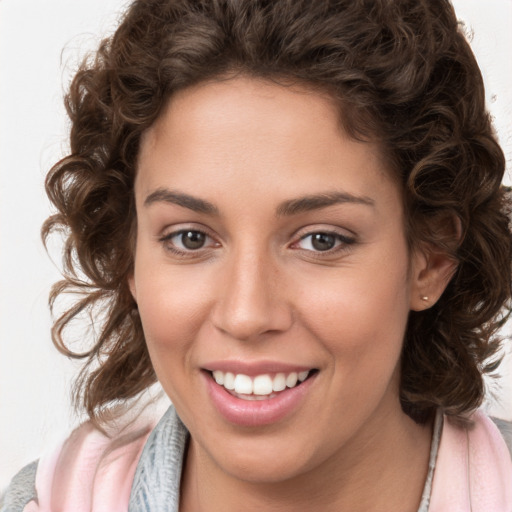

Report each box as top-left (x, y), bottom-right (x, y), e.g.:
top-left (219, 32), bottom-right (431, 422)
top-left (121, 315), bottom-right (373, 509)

top-left (129, 76), bottom-right (455, 511)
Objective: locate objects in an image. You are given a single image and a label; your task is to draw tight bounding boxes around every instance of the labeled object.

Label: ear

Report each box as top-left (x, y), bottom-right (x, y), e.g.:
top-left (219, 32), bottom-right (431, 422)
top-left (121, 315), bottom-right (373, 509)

top-left (409, 244), bottom-right (458, 311)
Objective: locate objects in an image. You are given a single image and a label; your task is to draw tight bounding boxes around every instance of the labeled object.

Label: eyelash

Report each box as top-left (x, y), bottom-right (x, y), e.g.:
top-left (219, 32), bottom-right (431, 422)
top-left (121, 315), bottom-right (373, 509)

top-left (293, 231), bottom-right (356, 254)
top-left (158, 228), bottom-right (356, 257)
top-left (158, 229), bottom-right (218, 257)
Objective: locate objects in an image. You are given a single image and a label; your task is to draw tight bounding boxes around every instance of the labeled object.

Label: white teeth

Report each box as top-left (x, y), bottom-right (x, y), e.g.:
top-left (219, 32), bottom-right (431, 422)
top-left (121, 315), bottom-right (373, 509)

top-left (272, 373), bottom-right (286, 392)
top-left (232, 392), bottom-right (277, 401)
top-left (224, 372), bottom-right (235, 390)
top-left (286, 372), bottom-right (298, 388)
top-left (234, 374), bottom-right (253, 394)
top-left (211, 370), bottom-right (311, 397)
top-left (212, 370), bottom-right (224, 385)
top-left (253, 375), bottom-right (273, 395)
top-left (298, 371), bottom-right (309, 382)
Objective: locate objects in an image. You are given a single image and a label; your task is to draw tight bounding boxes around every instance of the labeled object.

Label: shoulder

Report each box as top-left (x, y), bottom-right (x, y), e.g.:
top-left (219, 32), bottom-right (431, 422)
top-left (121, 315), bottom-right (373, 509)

top-left (429, 410), bottom-right (512, 512)
top-left (0, 461), bottom-right (38, 512)
top-left (491, 416), bottom-right (512, 458)
top-left (1, 407), bottom-right (161, 512)
top-left (48, 418), bottom-right (154, 511)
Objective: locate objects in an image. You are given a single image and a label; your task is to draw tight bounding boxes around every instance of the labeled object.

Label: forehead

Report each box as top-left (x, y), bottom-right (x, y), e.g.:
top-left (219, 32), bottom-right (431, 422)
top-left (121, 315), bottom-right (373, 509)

top-left (136, 76), bottom-right (397, 209)
top-left (141, 76), bottom-right (342, 157)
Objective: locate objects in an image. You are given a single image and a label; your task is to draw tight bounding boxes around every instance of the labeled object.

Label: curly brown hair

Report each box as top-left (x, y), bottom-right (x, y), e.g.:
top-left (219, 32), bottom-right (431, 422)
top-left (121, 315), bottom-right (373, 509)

top-left (43, 0), bottom-right (512, 424)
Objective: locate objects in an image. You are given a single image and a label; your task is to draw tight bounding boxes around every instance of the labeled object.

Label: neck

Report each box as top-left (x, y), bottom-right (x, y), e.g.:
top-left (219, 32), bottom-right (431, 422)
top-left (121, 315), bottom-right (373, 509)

top-left (180, 405), bottom-right (433, 512)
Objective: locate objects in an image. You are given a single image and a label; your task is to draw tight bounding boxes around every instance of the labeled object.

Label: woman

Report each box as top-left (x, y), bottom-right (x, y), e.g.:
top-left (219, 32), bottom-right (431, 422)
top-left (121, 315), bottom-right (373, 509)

top-left (2, 0), bottom-right (511, 510)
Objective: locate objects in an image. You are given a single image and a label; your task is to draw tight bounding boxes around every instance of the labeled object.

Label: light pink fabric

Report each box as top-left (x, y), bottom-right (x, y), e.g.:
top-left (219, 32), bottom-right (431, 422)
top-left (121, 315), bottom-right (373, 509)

top-left (24, 419), bottom-right (154, 512)
top-left (429, 411), bottom-right (512, 511)
top-left (24, 410), bottom-right (512, 511)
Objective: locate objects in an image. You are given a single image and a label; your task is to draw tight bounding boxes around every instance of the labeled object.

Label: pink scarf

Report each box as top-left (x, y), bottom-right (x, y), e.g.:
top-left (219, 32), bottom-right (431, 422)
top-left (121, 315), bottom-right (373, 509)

top-left (429, 411), bottom-right (512, 511)
top-left (24, 410), bottom-right (512, 511)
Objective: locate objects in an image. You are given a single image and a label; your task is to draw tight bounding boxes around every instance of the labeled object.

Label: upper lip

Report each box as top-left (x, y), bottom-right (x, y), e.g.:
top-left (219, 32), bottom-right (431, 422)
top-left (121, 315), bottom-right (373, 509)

top-left (202, 360), bottom-right (316, 376)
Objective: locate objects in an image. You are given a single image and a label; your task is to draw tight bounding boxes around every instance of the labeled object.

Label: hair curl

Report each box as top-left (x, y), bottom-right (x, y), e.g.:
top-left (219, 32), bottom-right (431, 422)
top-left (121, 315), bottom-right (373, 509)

top-left (43, 0), bottom-right (512, 424)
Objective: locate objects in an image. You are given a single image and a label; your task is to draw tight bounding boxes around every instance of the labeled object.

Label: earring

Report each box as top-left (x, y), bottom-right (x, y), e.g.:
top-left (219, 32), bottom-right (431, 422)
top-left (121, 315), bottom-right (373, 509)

top-left (421, 296), bottom-right (429, 302)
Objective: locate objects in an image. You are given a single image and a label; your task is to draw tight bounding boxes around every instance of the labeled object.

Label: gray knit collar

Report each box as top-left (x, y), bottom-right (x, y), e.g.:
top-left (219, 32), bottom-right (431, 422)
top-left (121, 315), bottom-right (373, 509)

top-left (129, 406), bottom-right (188, 512)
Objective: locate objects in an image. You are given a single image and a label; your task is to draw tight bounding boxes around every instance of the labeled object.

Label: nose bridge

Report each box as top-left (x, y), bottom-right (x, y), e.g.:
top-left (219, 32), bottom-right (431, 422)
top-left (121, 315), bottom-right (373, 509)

top-left (212, 241), bottom-right (291, 340)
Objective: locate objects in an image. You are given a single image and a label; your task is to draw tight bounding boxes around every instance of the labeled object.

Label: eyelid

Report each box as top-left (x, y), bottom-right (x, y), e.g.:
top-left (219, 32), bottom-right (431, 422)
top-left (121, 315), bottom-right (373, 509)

top-left (159, 222), bottom-right (216, 240)
top-left (290, 226), bottom-right (357, 253)
top-left (157, 223), bottom-right (356, 257)
top-left (158, 224), bottom-right (220, 255)
top-left (292, 224), bottom-right (356, 242)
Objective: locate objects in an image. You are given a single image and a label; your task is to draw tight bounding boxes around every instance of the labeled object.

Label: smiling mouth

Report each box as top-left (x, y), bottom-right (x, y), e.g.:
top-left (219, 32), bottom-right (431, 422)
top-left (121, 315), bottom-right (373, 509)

top-left (208, 369), bottom-right (318, 400)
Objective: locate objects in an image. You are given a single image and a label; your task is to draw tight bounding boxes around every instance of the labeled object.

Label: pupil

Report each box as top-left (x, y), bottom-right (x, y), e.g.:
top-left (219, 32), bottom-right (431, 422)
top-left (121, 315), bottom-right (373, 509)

top-left (312, 233), bottom-right (335, 251)
top-left (182, 231), bottom-right (205, 249)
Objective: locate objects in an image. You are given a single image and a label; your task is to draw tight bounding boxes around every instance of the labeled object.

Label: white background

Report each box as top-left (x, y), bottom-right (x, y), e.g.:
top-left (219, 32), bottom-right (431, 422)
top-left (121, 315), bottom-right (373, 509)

top-left (1, 0), bottom-right (511, 490)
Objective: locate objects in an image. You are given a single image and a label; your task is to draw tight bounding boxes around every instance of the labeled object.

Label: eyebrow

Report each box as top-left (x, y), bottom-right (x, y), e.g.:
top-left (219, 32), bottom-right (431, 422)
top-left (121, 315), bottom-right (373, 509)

top-left (276, 192), bottom-right (375, 216)
top-left (143, 188), bottom-right (374, 216)
top-left (144, 188), bottom-right (219, 215)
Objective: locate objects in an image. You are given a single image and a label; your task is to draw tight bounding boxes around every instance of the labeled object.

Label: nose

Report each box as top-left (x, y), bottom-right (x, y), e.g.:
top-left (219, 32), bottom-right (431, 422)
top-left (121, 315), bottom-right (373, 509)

top-left (211, 248), bottom-right (293, 341)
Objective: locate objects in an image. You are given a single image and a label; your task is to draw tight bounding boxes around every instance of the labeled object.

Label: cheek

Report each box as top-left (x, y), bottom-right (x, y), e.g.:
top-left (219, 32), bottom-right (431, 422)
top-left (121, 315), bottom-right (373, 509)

top-left (133, 264), bottom-right (214, 410)
top-left (296, 250), bottom-right (411, 378)
top-left (133, 253), bottom-right (213, 365)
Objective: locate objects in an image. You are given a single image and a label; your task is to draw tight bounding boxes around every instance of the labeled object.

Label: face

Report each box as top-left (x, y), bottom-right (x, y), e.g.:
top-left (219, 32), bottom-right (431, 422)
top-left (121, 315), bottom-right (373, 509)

top-left (130, 76), bottom-right (429, 484)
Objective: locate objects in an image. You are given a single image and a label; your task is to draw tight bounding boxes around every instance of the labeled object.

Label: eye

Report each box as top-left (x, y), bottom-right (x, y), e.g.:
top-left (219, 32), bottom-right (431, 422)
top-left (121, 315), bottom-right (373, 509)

top-left (295, 231), bottom-right (355, 252)
top-left (175, 230), bottom-right (207, 250)
top-left (160, 229), bottom-right (217, 253)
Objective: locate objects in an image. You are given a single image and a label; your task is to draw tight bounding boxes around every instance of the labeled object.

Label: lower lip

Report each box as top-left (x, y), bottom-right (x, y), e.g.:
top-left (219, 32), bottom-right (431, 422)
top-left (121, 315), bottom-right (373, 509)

top-left (203, 372), bottom-right (316, 427)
